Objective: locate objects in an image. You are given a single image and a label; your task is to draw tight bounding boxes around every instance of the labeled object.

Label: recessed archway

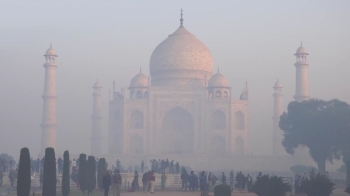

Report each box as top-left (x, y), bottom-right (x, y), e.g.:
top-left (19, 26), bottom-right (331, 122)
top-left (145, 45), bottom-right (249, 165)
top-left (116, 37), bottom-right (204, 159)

top-left (211, 110), bottom-right (226, 129)
top-left (130, 110), bottom-right (144, 129)
top-left (162, 107), bottom-right (193, 154)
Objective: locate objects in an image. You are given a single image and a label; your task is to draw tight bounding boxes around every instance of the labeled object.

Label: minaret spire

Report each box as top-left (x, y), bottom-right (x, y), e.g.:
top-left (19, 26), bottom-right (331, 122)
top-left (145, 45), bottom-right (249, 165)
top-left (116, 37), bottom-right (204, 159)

top-left (272, 79), bottom-right (283, 156)
top-left (294, 43), bottom-right (309, 101)
top-left (180, 8), bottom-right (184, 26)
top-left (40, 45), bottom-right (58, 155)
top-left (91, 80), bottom-right (103, 155)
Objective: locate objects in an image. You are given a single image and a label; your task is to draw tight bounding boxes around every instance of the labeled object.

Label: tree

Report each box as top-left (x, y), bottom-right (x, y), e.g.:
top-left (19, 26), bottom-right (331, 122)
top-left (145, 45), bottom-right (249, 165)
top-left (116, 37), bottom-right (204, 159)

top-left (62, 151), bottom-right (70, 196)
top-left (87, 156), bottom-right (96, 195)
top-left (42, 148), bottom-right (56, 196)
top-left (17, 147), bottom-right (31, 196)
top-left (252, 175), bottom-right (290, 196)
top-left (97, 158), bottom-right (107, 190)
top-left (214, 184), bottom-right (231, 196)
top-left (302, 175), bottom-right (335, 196)
top-left (78, 154), bottom-right (88, 193)
top-left (279, 99), bottom-right (349, 174)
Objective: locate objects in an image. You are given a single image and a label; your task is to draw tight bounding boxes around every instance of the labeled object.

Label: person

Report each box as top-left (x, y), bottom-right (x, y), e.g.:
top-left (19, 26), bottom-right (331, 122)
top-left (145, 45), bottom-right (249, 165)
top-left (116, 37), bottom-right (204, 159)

top-left (0, 168), bottom-right (3, 186)
top-left (102, 170), bottom-right (112, 196)
top-left (72, 158), bottom-right (76, 170)
top-left (112, 169), bottom-right (122, 196)
top-left (169, 160), bottom-right (174, 174)
top-left (9, 169), bottom-right (15, 187)
top-left (161, 171), bottom-right (167, 191)
top-left (212, 174), bottom-right (218, 187)
top-left (40, 170), bottom-right (44, 188)
top-left (256, 172), bottom-right (262, 180)
top-left (181, 169), bottom-right (188, 191)
top-left (134, 170), bottom-right (139, 190)
top-left (142, 171), bottom-right (149, 192)
top-left (246, 174), bottom-right (253, 192)
top-left (207, 172), bottom-right (212, 190)
top-left (194, 173), bottom-right (199, 190)
top-left (230, 170), bottom-right (234, 189)
top-left (149, 170), bottom-right (155, 193)
top-left (200, 171), bottom-right (208, 196)
top-left (175, 162), bottom-right (180, 174)
top-left (189, 171), bottom-right (195, 191)
top-left (57, 157), bottom-right (63, 174)
top-left (294, 175), bottom-right (301, 195)
top-left (221, 172), bottom-right (226, 184)
top-left (141, 161), bottom-right (144, 173)
top-left (242, 173), bottom-right (246, 191)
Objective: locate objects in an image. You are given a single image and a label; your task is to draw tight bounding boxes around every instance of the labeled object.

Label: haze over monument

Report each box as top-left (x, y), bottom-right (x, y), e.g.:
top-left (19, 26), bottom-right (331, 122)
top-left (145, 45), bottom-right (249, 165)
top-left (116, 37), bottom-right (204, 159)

top-left (0, 1), bottom-right (349, 167)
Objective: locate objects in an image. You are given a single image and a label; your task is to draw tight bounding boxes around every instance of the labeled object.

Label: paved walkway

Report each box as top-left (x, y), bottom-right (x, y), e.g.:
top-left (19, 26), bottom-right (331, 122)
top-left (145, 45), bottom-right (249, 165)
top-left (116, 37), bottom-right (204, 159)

top-left (120, 191), bottom-right (256, 196)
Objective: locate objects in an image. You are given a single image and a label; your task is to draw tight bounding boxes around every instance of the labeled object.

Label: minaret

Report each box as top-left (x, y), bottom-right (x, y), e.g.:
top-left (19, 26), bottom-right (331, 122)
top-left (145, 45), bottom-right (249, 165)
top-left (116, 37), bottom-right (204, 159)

top-left (294, 42), bottom-right (309, 101)
top-left (91, 80), bottom-right (103, 155)
top-left (40, 44), bottom-right (58, 154)
top-left (272, 80), bottom-right (283, 156)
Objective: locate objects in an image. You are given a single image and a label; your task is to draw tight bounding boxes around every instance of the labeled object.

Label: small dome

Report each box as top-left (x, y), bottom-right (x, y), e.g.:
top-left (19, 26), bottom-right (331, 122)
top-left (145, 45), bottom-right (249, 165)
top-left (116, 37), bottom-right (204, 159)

top-left (130, 72), bottom-right (149, 88)
top-left (208, 71), bottom-right (230, 87)
top-left (44, 44), bottom-right (57, 56)
top-left (295, 43), bottom-right (308, 55)
top-left (93, 80), bottom-right (102, 88)
top-left (274, 80), bottom-right (283, 88)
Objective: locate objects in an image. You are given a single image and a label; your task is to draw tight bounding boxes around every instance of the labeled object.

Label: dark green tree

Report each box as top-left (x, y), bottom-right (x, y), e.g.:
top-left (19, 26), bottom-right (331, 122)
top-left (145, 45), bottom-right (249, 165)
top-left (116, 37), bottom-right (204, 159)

top-left (302, 175), bottom-right (335, 196)
top-left (87, 156), bottom-right (96, 195)
top-left (252, 175), bottom-right (290, 196)
top-left (42, 147), bottom-right (56, 196)
top-left (78, 154), bottom-right (88, 193)
top-left (61, 151), bottom-right (70, 196)
top-left (97, 158), bottom-right (107, 190)
top-left (17, 147), bottom-right (31, 196)
top-left (279, 99), bottom-right (349, 174)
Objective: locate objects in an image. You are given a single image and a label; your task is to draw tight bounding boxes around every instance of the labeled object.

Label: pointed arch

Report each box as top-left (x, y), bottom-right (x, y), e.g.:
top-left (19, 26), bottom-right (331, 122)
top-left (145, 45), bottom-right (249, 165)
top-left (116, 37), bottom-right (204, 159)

top-left (235, 111), bottom-right (245, 130)
top-left (130, 110), bottom-right (144, 129)
top-left (211, 110), bottom-right (226, 129)
top-left (223, 91), bottom-right (228, 98)
top-left (130, 135), bottom-right (143, 154)
top-left (161, 107), bottom-right (193, 154)
top-left (136, 90), bottom-right (143, 99)
top-left (211, 136), bottom-right (225, 154)
top-left (144, 91), bottom-right (149, 98)
top-left (235, 136), bottom-right (245, 155)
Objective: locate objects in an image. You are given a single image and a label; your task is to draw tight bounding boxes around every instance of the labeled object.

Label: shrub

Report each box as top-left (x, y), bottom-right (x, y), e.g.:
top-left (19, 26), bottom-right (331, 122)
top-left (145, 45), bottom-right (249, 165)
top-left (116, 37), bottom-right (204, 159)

top-left (62, 151), bottom-right (70, 196)
top-left (42, 148), bottom-right (56, 196)
top-left (78, 154), bottom-right (88, 193)
top-left (302, 175), bottom-right (335, 196)
top-left (87, 156), bottom-right (96, 194)
top-left (214, 184), bottom-right (231, 196)
top-left (252, 175), bottom-right (290, 196)
top-left (17, 148), bottom-right (31, 196)
top-left (97, 158), bottom-right (107, 190)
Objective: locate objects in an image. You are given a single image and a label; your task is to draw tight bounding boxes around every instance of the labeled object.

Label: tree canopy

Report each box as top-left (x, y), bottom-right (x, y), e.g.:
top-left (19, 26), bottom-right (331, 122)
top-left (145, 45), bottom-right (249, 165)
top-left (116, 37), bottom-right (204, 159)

top-left (280, 99), bottom-right (350, 174)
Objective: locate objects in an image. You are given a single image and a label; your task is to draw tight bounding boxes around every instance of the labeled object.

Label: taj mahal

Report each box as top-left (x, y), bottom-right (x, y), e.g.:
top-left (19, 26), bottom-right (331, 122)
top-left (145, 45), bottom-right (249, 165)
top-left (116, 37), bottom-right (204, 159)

top-left (39, 12), bottom-right (314, 171)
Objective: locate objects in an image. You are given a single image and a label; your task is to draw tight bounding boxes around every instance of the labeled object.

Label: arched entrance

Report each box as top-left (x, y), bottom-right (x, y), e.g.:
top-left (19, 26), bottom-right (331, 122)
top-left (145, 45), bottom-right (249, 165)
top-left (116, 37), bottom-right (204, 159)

top-left (162, 107), bottom-right (194, 154)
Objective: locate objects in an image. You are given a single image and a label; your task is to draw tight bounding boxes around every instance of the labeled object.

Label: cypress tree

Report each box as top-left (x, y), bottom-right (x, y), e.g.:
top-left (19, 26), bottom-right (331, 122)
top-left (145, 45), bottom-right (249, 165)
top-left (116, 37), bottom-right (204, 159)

top-left (42, 147), bottom-right (56, 196)
top-left (61, 151), bottom-right (70, 196)
top-left (97, 158), bottom-right (107, 190)
top-left (87, 156), bottom-right (96, 194)
top-left (17, 147), bottom-right (31, 196)
top-left (78, 154), bottom-right (87, 193)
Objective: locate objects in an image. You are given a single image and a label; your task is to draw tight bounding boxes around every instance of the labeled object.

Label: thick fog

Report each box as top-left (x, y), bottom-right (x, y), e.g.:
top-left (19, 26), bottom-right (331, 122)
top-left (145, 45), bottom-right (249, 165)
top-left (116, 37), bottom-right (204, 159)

top-left (0, 0), bottom-right (349, 161)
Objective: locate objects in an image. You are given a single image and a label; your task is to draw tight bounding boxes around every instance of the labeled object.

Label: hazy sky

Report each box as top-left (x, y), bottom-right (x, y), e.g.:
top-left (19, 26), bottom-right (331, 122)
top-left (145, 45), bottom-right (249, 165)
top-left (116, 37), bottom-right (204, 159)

top-left (1, 0), bottom-right (349, 158)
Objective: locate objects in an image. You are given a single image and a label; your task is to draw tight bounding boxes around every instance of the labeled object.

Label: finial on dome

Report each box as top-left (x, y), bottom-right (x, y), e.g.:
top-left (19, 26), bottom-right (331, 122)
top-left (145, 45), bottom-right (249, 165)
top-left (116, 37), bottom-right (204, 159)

top-left (217, 67), bottom-right (220, 73)
top-left (50, 43), bottom-right (52, 48)
top-left (180, 8), bottom-right (184, 26)
top-left (140, 67), bottom-right (142, 73)
top-left (301, 41), bottom-right (302, 46)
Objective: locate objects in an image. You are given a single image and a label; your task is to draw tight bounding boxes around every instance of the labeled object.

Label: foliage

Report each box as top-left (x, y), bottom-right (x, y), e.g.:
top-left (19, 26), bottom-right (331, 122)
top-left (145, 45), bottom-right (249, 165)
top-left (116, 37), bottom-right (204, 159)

top-left (42, 148), bottom-right (56, 196)
top-left (97, 158), bottom-right (107, 189)
top-left (252, 175), bottom-right (290, 196)
top-left (87, 156), bottom-right (96, 194)
top-left (345, 186), bottom-right (350, 194)
top-left (279, 99), bottom-right (350, 174)
top-left (302, 175), bottom-right (335, 196)
top-left (290, 165), bottom-right (318, 174)
top-left (214, 184), bottom-right (231, 196)
top-left (62, 151), bottom-right (70, 196)
top-left (17, 148), bottom-right (31, 196)
top-left (78, 154), bottom-right (88, 193)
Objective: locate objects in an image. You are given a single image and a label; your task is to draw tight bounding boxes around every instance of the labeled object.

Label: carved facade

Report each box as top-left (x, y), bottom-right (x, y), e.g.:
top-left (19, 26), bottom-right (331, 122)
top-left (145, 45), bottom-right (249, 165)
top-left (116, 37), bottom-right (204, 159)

top-left (108, 21), bottom-right (249, 161)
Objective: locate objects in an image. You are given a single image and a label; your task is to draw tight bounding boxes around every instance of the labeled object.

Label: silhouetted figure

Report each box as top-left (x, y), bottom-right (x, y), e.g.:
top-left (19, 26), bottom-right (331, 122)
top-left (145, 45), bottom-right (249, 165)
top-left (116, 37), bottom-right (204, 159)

top-left (102, 170), bottom-right (111, 196)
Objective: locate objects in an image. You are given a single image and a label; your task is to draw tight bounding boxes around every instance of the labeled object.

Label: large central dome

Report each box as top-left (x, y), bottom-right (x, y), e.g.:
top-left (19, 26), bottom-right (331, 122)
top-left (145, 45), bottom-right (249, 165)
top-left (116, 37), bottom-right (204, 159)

top-left (149, 25), bottom-right (214, 87)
